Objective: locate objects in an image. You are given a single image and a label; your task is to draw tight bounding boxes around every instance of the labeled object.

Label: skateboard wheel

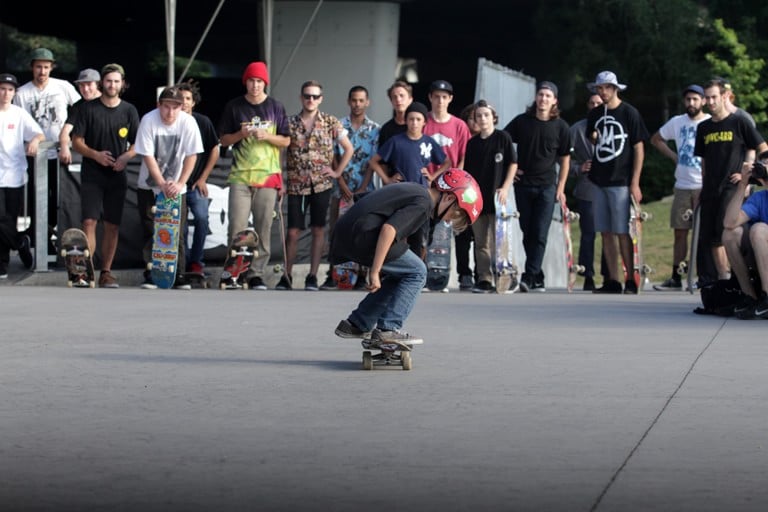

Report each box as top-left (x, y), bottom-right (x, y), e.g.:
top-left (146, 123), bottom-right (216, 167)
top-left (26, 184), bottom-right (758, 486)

top-left (362, 351), bottom-right (373, 370)
top-left (401, 351), bottom-right (412, 370)
top-left (146, 262), bottom-right (153, 270)
top-left (150, 206), bottom-right (157, 214)
top-left (67, 280), bottom-right (73, 288)
top-left (273, 264), bottom-right (282, 273)
top-left (84, 249), bottom-right (90, 258)
top-left (640, 212), bottom-right (651, 221)
top-left (219, 282), bottom-right (227, 290)
top-left (230, 249), bottom-right (237, 258)
top-left (168, 264), bottom-right (175, 273)
top-left (89, 281), bottom-right (96, 289)
top-left (171, 208), bottom-right (179, 216)
top-left (243, 282), bottom-right (249, 290)
top-left (61, 248), bottom-right (67, 258)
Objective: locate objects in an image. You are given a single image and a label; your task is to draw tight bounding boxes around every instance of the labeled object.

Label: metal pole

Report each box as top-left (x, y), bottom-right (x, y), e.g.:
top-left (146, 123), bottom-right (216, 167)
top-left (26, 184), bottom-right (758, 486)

top-left (178, 0), bottom-right (227, 83)
top-left (34, 142), bottom-right (56, 272)
top-left (272, 0), bottom-right (323, 90)
top-left (165, 0), bottom-right (176, 86)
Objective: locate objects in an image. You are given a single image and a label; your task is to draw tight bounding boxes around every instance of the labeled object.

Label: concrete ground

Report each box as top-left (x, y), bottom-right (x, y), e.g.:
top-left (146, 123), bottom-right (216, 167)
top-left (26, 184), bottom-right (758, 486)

top-left (2, 259), bottom-right (768, 512)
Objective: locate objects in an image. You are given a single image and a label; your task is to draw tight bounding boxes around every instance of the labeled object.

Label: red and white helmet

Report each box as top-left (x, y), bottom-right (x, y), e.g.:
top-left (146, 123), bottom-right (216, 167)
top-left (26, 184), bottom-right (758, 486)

top-left (432, 169), bottom-right (483, 224)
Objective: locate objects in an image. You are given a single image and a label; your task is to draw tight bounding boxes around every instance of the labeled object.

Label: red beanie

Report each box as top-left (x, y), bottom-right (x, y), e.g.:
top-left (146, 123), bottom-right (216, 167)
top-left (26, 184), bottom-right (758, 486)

top-left (242, 61), bottom-right (269, 86)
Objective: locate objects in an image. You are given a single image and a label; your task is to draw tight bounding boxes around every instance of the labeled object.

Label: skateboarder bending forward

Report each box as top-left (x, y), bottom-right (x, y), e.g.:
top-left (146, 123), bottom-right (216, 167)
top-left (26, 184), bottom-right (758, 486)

top-left (332, 169), bottom-right (482, 343)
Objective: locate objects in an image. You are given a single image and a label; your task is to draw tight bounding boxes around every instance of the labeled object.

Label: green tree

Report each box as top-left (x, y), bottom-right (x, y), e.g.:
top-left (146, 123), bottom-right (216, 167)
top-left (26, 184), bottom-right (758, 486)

top-left (705, 18), bottom-right (768, 128)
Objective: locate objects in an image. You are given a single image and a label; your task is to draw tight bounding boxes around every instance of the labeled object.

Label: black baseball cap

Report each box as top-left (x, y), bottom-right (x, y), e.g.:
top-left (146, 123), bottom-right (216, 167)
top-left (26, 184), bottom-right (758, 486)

top-left (0, 72), bottom-right (19, 88)
top-left (429, 80), bottom-right (453, 94)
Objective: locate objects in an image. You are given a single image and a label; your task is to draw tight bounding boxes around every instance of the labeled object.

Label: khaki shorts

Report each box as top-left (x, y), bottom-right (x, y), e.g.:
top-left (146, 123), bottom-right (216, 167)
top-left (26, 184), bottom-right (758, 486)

top-left (670, 188), bottom-right (701, 230)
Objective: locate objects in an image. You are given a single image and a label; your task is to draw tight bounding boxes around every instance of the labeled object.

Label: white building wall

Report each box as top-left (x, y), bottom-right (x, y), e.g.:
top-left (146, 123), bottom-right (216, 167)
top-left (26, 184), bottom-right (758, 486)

top-left (271, 1), bottom-right (400, 123)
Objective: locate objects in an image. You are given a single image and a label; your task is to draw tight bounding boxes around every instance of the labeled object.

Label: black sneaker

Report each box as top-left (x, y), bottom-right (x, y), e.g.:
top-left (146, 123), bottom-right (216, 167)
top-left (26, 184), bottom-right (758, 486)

top-left (17, 234), bottom-right (34, 269)
top-left (173, 275), bottom-right (192, 290)
top-left (459, 274), bottom-right (474, 290)
top-left (140, 270), bottom-right (158, 290)
top-left (754, 295), bottom-right (768, 319)
top-left (593, 279), bottom-right (623, 294)
top-left (248, 276), bottom-right (268, 290)
top-left (735, 296), bottom-right (758, 319)
top-left (320, 274), bottom-right (337, 290)
top-left (624, 279), bottom-right (638, 295)
top-left (653, 277), bottom-right (682, 291)
top-left (583, 276), bottom-right (595, 291)
top-left (531, 281), bottom-right (546, 292)
top-left (519, 275), bottom-right (533, 293)
top-left (472, 280), bottom-right (493, 293)
top-left (334, 319), bottom-right (372, 339)
top-left (0, 262), bottom-right (8, 279)
top-left (305, 274), bottom-right (319, 291)
top-left (275, 274), bottom-right (292, 290)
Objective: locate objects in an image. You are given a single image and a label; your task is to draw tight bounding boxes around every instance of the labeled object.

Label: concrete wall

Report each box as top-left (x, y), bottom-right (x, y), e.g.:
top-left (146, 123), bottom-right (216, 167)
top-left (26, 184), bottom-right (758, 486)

top-left (271, 1), bottom-right (400, 123)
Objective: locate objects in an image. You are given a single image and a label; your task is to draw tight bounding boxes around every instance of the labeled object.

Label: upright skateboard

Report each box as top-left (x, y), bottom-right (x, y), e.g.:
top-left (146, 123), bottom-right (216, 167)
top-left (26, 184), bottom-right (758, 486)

top-left (562, 205), bottom-right (585, 292)
top-left (494, 193), bottom-right (520, 294)
top-left (628, 197), bottom-right (653, 292)
top-left (219, 228), bottom-right (259, 289)
top-left (425, 220), bottom-right (452, 292)
top-left (60, 228), bottom-right (95, 288)
top-left (331, 197), bottom-right (359, 289)
top-left (687, 203), bottom-right (701, 294)
top-left (149, 192), bottom-right (182, 289)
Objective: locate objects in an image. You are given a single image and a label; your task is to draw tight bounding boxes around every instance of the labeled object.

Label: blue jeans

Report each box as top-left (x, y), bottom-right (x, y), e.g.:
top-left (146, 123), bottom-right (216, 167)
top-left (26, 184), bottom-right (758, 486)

top-left (184, 188), bottom-right (209, 265)
top-left (348, 249), bottom-right (427, 332)
top-left (515, 183), bottom-right (555, 278)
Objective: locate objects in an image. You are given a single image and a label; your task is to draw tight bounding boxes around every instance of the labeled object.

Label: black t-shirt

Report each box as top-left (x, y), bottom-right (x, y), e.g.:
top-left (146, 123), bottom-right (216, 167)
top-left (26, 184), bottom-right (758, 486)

top-left (329, 183), bottom-right (431, 266)
top-left (72, 99), bottom-right (140, 179)
top-left (186, 111), bottom-right (220, 185)
top-left (503, 113), bottom-right (570, 187)
top-left (379, 118), bottom-right (407, 147)
top-left (464, 129), bottom-right (517, 214)
top-left (585, 101), bottom-right (649, 187)
top-left (694, 113), bottom-right (765, 198)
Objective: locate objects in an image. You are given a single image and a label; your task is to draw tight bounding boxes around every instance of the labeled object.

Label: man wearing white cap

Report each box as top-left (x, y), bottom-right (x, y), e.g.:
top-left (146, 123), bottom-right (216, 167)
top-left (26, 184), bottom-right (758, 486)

top-left (585, 70), bottom-right (649, 294)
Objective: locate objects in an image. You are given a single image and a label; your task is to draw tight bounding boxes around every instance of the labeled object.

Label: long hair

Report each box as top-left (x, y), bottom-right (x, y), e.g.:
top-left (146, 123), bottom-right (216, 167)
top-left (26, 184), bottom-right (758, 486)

top-left (525, 101), bottom-right (560, 119)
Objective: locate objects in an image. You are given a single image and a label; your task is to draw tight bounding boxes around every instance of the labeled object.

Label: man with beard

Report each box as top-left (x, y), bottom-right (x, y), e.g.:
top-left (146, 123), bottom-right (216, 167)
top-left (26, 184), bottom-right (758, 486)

top-left (650, 85), bottom-right (710, 291)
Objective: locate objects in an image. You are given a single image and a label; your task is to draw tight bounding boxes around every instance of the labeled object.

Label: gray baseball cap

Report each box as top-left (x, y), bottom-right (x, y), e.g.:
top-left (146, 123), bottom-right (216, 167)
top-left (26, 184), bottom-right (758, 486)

top-left (74, 68), bottom-right (101, 83)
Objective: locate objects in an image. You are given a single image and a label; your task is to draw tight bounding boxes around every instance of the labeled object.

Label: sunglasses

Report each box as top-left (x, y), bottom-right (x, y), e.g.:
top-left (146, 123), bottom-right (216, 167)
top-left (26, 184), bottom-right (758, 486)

top-left (302, 93), bottom-right (322, 101)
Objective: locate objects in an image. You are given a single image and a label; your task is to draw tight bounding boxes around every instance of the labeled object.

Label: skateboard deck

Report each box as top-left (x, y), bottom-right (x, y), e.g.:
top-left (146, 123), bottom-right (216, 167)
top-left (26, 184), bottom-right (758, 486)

top-left (687, 203), bottom-right (701, 294)
top-left (60, 228), bottom-right (95, 288)
top-left (628, 197), bottom-right (653, 292)
top-left (562, 205), bottom-right (585, 292)
top-left (494, 193), bottom-right (520, 294)
top-left (331, 197), bottom-right (359, 289)
top-left (148, 192), bottom-right (182, 289)
top-left (219, 228), bottom-right (259, 289)
top-left (426, 220), bottom-right (452, 291)
top-left (360, 338), bottom-right (423, 371)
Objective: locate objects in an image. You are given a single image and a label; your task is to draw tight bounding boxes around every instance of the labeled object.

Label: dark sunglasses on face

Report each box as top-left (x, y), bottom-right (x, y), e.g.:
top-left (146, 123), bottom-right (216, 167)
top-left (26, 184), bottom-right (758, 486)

top-left (302, 93), bottom-right (322, 100)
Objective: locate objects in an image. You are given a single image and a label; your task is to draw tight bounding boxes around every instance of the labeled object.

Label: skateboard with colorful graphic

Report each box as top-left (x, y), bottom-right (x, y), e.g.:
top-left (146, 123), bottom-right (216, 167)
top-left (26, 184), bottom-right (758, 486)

top-left (628, 197), bottom-right (653, 292)
top-left (425, 220), bottom-right (452, 292)
top-left (494, 193), bottom-right (520, 294)
top-left (562, 205), bottom-right (585, 292)
top-left (360, 338), bottom-right (423, 371)
top-left (219, 228), bottom-right (259, 289)
top-left (331, 197), bottom-right (359, 289)
top-left (60, 228), bottom-right (95, 288)
top-left (148, 192), bottom-right (182, 289)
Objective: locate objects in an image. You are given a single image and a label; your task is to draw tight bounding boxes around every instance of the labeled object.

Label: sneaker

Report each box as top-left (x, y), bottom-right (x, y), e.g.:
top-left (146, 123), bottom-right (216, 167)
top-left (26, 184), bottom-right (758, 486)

top-left (653, 277), bottom-right (682, 291)
top-left (17, 234), bottom-right (34, 269)
top-left (593, 279), bottom-right (623, 294)
top-left (140, 271), bottom-right (158, 290)
top-left (583, 276), bottom-right (595, 291)
top-left (459, 274), bottom-right (474, 291)
top-left (275, 274), bottom-right (292, 290)
top-left (371, 328), bottom-right (423, 347)
top-left (320, 274), bottom-right (337, 290)
top-left (472, 280), bottom-right (493, 293)
top-left (624, 279), bottom-right (638, 295)
top-left (519, 275), bottom-right (533, 293)
top-left (508, 276), bottom-right (520, 294)
top-left (334, 319), bottom-right (372, 339)
top-left (305, 273), bottom-right (319, 291)
top-left (754, 295), bottom-right (768, 319)
top-left (0, 262), bottom-right (7, 279)
top-left (187, 261), bottom-right (205, 275)
top-left (99, 270), bottom-right (119, 289)
top-left (531, 282), bottom-right (546, 292)
top-left (735, 296), bottom-right (758, 319)
top-left (248, 276), bottom-right (268, 290)
top-left (173, 275), bottom-right (192, 290)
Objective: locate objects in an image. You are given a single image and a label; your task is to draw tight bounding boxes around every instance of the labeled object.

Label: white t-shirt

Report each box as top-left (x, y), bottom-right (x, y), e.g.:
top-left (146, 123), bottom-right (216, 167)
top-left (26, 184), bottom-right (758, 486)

top-left (0, 104), bottom-right (44, 187)
top-left (134, 109), bottom-right (203, 194)
top-left (13, 77), bottom-right (80, 159)
top-left (657, 113), bottom-right (710, 190)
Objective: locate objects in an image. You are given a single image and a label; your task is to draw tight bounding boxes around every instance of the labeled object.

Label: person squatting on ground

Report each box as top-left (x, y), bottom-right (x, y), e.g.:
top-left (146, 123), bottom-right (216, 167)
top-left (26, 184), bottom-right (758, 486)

top-left (134, 86), bottom-right (203, 290)
top-left (503, 81), bottom-right (571, 292)
top-left (722, 153), bottom-right (768, 319)
top-left (71, 63), bottom-right (140, 288)
top-left (462, 100), bottom-right (517, 293)
top-left (332, 169), bottom-right (482, 345)
top-left (218, 61), bottom-right (290, 291)
top-left (585, 71), bottom-right (649, 295)
top-left (0, 72), bottom-right (43, 278)
top-left (650, 84), bottom-right (710, 291)
top-left (177, 80), bottom-right (220, 275)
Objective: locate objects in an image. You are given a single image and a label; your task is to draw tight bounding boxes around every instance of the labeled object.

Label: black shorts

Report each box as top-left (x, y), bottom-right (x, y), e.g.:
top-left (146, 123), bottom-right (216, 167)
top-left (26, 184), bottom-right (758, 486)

top-left (287, 189), bottom-right (332, 230)
top-left (81, 169), bottom-right (128, 225)
top-left (699, 189), bottom-right (738, 248)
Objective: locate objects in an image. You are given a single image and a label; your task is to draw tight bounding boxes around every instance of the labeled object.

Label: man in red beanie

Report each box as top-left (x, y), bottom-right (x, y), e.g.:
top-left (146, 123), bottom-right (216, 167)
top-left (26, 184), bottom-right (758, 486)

top-left (218, 61), bottom-right (290, 290)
